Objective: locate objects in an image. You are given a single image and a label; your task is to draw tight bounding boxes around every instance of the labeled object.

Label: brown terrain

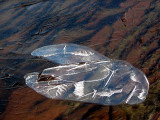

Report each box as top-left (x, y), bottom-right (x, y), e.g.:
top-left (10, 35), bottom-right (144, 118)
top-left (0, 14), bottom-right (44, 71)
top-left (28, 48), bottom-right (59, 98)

top-left (0, 0), bottom-right (160, 120)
